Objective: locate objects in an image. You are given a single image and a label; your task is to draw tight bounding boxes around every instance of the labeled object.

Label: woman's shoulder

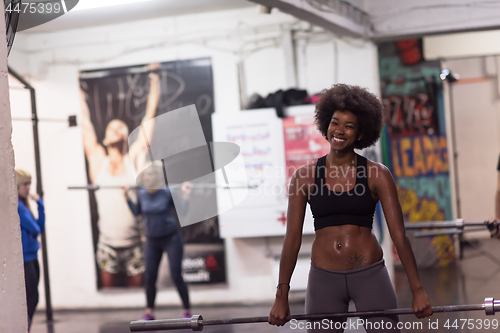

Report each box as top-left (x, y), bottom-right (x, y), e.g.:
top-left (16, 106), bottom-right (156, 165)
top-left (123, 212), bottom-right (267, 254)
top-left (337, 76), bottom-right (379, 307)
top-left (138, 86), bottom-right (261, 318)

top-left (365, 159), bottom-right (393, 183)
top-left (18, 199), bottom-right (27, 210)
top-left (18, 199), bottom-right (34, 208)
top-left (17, 200), bottom-right (32, 218)
top-left (292, 161), bottom-right (318, 185)
top-left (365, 158), bottom-right (390, 172)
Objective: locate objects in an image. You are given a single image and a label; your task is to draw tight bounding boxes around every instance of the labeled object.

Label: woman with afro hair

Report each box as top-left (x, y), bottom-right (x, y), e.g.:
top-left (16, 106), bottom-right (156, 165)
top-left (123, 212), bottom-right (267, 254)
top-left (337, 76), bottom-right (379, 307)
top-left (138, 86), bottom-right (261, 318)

top-left (268, 84), bottom-right (432, 332)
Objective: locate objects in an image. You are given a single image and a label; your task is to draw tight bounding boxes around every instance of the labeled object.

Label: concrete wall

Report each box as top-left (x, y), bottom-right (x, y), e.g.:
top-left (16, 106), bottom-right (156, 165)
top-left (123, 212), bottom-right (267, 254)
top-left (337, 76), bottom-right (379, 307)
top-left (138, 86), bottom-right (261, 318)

top-left (0, 4), bottom-right (29, 332)
top-left (8, 6), bottom-right (381, 309)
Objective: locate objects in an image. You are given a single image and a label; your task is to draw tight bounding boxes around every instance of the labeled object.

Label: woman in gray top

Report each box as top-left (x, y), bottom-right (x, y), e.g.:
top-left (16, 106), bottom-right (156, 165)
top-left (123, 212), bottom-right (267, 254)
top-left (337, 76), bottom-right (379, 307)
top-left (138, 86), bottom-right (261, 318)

top-left (124, 164), bottom-right (191, 321)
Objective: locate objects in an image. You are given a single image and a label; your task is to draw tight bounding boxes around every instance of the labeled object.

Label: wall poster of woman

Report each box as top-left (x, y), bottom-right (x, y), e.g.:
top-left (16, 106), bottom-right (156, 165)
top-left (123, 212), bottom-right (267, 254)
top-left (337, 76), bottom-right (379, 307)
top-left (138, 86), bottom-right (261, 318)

top-left (79, 58), bottom-right (226, 289)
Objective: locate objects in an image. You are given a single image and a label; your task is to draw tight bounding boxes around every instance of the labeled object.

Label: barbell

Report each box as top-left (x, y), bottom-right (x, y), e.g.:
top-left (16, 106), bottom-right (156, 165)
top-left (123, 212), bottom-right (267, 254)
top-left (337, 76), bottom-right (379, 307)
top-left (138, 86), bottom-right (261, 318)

top-left (404, 219), bottom-right (493, 230)
top-left (130, 297), bottom-right (500, 332)
top-left (67, 184), bottom-right (257, 190)
top-left (404, 219), bottom-right (496, 238)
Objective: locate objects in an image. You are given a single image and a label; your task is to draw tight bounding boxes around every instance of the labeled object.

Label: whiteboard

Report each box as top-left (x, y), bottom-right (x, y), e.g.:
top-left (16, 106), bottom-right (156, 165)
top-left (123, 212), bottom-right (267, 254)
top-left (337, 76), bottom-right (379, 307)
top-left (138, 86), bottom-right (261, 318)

top-left (212, 109), bottom-right (315, 238)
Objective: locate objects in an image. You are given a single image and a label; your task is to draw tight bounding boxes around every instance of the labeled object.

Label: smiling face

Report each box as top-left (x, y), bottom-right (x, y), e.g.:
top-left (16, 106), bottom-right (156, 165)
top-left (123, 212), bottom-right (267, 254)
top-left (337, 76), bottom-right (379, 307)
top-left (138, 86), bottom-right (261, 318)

top-left (327, 110), bottom-right (361, 151)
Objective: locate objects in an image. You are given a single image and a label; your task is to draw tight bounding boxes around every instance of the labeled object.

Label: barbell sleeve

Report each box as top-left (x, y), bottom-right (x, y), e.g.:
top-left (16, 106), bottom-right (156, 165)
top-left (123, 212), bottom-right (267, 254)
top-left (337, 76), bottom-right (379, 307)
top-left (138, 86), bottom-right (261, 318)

top-left (414, 227), bottom-right (489, 237)
top-left (131, 315), bottom-right (204, 332)
top-left (404, 219), bottom-right (496, 231)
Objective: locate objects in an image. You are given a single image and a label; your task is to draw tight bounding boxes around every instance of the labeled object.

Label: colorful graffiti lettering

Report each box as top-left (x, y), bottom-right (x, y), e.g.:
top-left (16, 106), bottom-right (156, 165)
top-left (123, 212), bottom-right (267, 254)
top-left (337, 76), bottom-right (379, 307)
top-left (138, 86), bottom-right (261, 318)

top-left (398, 175), bottom-right (452, 220)
top-left (383, 94), bottom-right (438, 137)
top-left (397, 184), bottom-right (455, 267)
top-left (397, 185), bottom-right (445, 222)
top-left (390, 135), bottom-right (448, 178)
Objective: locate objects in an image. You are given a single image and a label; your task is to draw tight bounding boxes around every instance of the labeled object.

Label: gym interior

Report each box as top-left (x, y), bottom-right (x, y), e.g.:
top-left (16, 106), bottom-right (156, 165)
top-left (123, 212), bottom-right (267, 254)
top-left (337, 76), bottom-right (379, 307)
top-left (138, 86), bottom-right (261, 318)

top-left (2, 1), bottom-right (500, 333)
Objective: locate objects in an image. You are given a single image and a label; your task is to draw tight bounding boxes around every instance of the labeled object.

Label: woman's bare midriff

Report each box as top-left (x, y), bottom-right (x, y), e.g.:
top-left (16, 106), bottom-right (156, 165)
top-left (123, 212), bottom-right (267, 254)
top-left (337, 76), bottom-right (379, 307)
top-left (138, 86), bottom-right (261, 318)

top-left (311, 224), bottom-right (383, 271)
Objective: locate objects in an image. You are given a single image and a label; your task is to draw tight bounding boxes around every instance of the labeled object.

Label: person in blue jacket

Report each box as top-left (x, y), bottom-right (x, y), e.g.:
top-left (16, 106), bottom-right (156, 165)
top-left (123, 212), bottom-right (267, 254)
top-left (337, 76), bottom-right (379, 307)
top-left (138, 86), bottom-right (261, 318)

top-left (16, 169), bottom-right (45, 330)
top-left (123, 163), bottom-right (191, 321)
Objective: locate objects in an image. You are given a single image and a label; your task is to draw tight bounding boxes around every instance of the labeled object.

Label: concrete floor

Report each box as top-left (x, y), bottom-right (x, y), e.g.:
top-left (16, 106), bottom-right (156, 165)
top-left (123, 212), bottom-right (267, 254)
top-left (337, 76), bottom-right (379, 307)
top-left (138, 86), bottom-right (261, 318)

top-left (31, 238), bottom-right (500, 333)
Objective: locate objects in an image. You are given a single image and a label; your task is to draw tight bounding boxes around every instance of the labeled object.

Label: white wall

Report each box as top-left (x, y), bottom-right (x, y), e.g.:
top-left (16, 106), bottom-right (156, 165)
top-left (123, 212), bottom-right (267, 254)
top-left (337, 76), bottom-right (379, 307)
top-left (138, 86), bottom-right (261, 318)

top-left (424, 30), bottom-right (500, 60)
top-left (443, 58), bottom-right (500, 236)
top-left (423, 30), bottom-right (500, 236)
top-left (8, 6), bottom-right (380, 309)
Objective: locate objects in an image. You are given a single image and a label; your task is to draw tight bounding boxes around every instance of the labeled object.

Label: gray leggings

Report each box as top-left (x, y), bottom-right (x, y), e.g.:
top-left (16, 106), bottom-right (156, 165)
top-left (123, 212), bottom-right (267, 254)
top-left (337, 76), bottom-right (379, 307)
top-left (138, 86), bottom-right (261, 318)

top-left (305, 259), bottom-right (400, 333)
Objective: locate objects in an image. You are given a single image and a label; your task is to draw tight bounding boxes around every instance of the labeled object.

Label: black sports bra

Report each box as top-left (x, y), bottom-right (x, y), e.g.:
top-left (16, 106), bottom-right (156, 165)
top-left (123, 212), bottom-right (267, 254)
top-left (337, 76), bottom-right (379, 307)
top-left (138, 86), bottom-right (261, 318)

top-left (308, 154), bottom-right (377, 231)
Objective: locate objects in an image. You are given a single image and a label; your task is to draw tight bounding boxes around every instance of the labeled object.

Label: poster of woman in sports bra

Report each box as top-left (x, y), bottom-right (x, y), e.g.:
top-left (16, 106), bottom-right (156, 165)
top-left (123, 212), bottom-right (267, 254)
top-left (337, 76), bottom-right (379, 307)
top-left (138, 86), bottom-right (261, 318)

top-left (79, 58), bottom-right (226, 289)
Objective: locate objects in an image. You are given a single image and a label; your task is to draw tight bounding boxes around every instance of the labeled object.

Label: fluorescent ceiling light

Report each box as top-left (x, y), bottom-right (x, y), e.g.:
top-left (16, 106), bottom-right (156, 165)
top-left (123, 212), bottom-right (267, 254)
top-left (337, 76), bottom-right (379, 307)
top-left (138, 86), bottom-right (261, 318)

top-left (73, 0), bottom-right (154, 11)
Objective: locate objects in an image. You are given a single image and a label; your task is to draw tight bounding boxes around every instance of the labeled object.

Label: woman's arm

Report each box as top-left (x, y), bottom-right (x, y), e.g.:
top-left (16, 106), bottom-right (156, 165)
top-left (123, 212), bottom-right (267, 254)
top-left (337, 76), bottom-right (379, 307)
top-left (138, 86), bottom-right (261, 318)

top-left (375, 164), bottom-right (432, 319)
top-left (35, 197), bottom-right (45, 233)
top-left (269, 168), bottom-right (309, 326)
top-left (123, 186), bottom-right (142, 216)
top-left (80, 88), bottom-right (106, 183)
top-left (19, 201), bottom-right (41, 235)
top-left (127, 198), bottom-right (142, 216)
top-left (129, 64), bottom-right (161, 171)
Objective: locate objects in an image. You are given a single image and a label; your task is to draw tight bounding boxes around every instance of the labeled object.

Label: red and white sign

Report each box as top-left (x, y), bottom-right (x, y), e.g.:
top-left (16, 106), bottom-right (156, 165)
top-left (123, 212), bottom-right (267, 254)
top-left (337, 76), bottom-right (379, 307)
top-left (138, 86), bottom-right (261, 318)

top-left (283, 116), bottom-right (331, 186)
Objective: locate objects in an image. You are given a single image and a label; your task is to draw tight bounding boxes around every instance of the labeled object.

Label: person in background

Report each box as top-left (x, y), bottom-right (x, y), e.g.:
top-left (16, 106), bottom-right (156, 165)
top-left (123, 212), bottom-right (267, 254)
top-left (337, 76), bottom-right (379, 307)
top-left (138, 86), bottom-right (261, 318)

top-left (123, 163), bottom-right (192, 321)
top-left (16, 169), bottom-right (45, 331)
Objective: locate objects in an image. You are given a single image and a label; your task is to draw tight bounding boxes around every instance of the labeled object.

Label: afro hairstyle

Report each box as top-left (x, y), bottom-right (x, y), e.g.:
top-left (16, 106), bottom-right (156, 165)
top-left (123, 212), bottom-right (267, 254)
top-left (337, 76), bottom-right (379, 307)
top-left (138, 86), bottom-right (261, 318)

top-left (314, 83), bottom-right (384, 150)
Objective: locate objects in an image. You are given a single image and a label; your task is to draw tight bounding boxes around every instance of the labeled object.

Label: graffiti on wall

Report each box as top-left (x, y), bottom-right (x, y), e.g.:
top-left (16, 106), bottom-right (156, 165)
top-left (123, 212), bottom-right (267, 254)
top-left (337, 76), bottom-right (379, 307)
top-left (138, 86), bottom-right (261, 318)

top-left (383, 93), bottom-right (439, 137)
top-left (398, 184), bottom-right (445, 222)
top-left (379, 42), bottom-right (455, 267)
top-left (391, 135), bottom-right (455, 267)
top-left (398, 175), bottom-right (452, 221)
top-left (397, 184), bottom-right (455, 267)
top-left (389, 134), bottom-right (448, 178)
top-left (397, 179), bottom-right (456, 268)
